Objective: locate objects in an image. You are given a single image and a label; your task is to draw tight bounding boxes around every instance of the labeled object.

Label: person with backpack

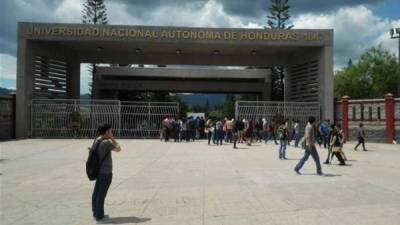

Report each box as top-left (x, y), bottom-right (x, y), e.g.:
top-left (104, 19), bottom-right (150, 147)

top-left (277, 121), bottom-right (288, 159)
top-left (88, 124), bottom-right (122, 221)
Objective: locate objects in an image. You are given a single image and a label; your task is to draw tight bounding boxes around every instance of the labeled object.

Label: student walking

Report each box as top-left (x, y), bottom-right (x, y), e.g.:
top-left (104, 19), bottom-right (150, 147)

top-left (293, 120), bottom-right (300, 147)
top-left (91, 124), bottom-right (122, 221)
top-left (354, 123), bottom-right (367, 151)
top-left (294, 116), bottom-right (323, 175)
top-left (330, 126), bottom-right (346, 165)
top-left (277, 122), bottom-right (288, 159)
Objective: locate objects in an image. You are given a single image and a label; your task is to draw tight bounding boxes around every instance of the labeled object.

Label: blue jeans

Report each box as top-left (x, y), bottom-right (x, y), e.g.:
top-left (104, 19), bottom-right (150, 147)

top-left (215, 130), bottom-right (223, 145)
top-left (295, 146), bottom-right (322, 174)
top-left (293, 133), bottom-right (300, 147)
top-left (279, 140), bottom-right (287, 159)
top-left (92, 173), bottom-right (112, 220)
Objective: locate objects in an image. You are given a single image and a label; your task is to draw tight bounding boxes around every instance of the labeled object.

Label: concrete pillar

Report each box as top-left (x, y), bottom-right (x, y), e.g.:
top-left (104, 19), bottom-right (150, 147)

top-left (70, 55), bottom-right (80, 99)
top-left (284, 65), bottom-right (291, 102)
top-left (319, 46), bottom-right (334, 121)
top-left (341, 96), bottom-right (349, 141)
top-left (16, 40), bottom-right (34, 138)
top-left (385, 93), bottom-right (394, 143)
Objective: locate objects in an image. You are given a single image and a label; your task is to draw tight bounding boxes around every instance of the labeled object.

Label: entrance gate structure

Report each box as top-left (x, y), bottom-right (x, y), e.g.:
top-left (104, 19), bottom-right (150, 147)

top-left (16, 23), bottom-right (334, 138)
top-left (235, 101), bottom-right (320, 135)
top-left (31, 99), bottom-right (179, 138)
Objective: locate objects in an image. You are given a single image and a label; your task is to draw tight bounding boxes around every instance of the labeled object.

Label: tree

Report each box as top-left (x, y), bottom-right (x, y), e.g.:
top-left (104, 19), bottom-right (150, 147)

top-left (82, 0), bottom-right (108, 98)
top-left (266, 0), bottom-right (294, 30)
top-left (334, 46), bottom-right (400, 99)
top-left (223, 94), bottom-right (236, 119)
top-left (266, 0), bottom-right (294, 101)
top-left (348, 58), bottom-right (353, 67)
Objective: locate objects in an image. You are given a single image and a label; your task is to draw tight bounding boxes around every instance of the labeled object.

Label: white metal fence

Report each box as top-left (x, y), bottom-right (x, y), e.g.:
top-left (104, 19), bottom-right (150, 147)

top-left (31, 99), bottom-right (179, 138)
top-left (235, 101), bottom-right (321, 134)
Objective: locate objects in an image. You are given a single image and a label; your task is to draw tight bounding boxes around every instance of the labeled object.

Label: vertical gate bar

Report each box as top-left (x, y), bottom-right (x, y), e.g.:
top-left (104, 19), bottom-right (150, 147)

top-left (148, 102), bottom-right (151, 138)
top-left (31, 99), bottom-right (33, 138)
top-left (118, 101), bottom-right (121, 138)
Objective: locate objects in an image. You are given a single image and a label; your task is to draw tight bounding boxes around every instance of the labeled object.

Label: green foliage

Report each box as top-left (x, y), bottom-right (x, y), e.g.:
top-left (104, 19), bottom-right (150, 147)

top-left (208, 109), bottom-right (224, 120)
top-left (266, 0), bottom-right (293, 100)
top-left (334, 46), bottom-right (400, 99)
top-left (82, 0), bottom-right (108, 25)
top-left (222, 94), bottom-right (236, 119)
top-left (266, 0), bottom-right (294, 29)
top-left (82, 0), bottom-right (108, 97)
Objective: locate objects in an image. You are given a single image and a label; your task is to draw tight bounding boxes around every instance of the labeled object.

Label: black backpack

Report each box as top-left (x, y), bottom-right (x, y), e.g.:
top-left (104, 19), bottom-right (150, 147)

top-left (86, 138), bottom-right (110, 181)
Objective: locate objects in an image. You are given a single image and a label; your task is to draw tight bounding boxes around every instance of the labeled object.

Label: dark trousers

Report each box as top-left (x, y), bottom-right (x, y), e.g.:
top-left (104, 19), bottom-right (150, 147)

top-left (332, 151), bottom-right (346, 165)
top-left (92, 173), bottom-right (112, 220)
top-left (215, 130), bottom-right (223, 145)
top-left (207, 132), bottom-right (212, 144)
top-left (325, 145), bottom-right (332, 163)
top-left (233, 132), bottom-right (238, 148)
top-left (355, 137), bottom-right (366, 150)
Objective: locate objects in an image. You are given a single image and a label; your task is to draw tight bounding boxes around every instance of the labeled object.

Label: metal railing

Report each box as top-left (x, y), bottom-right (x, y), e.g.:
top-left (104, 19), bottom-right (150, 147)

top-left (235, 101), bottom-right (321, 134)
top-left (31, 99), bottom-right (179, 138)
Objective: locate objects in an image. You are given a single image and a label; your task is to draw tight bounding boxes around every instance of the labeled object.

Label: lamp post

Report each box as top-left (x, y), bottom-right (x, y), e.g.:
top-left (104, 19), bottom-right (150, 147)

top-left (390, 27), bottom-right (400, 97)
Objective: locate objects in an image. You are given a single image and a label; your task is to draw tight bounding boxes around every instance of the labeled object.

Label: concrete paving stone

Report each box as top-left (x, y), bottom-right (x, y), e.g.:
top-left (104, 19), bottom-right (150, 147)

top-left (1, 139), bottom-right (400, 225)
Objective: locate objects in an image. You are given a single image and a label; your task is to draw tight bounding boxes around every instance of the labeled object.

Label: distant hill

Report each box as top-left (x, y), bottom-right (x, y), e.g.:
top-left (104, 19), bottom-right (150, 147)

top-left (80, 93), bottom-right (91, 99)
top-left (78, 93), bottom-right (226, 106)
top-left (0, 87), bottom-right (14, 96)
top-left (177, 94), bottom-right (226, 106)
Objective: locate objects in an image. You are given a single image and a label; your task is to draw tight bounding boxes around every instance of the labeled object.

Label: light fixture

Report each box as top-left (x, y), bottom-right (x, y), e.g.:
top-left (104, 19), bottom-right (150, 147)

top-left (176, 49), bottom-right (182, 54)
top-left (135, 48), bottom-right (142, 53)
top-left (213, 50), bottom-right (220, 55)
top-left (96, 46), bottom-right (103, 51)
top-left (251, 50), bottom-right (257, 55)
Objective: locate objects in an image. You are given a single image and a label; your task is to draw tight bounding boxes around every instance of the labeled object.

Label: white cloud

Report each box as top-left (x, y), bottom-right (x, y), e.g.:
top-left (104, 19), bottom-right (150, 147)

top-left (54, 0), bottom-right (83, 23)
top-left (107, 0), bottom-right (255, 28)
top-left (292, 5), bottom-right (400, 68)
top-left (0, 54), bottom-right (17, 80)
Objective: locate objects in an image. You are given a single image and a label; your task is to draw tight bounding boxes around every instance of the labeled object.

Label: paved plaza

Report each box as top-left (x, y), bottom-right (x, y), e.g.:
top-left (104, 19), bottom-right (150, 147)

top-left (1, 139), bottom-right (400, 225)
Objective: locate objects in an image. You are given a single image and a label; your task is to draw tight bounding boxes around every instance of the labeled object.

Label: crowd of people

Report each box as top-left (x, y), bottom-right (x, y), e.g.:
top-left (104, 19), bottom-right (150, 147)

top-left (159, 115), bottom-right (368, 172)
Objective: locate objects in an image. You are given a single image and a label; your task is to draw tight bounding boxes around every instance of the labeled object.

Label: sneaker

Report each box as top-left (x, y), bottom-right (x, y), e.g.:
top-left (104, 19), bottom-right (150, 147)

top-left (294, 168), bottom-right (301, 175)
top-left (95, 215), bottom-right (110, 222)
top-left (354, 148), bottom-right (357, 151)
top-left (317, 172), bottom-right (324, 176)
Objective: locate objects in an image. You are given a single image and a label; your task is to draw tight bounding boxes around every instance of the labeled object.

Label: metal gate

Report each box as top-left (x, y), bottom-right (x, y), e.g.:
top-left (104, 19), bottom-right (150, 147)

top-left (31, 99), bottom-right (121, 138)
top-left (235, 101), bottom-right (320, 134)
top-left (31, 99), bottom-right (179, 138)
top-left (120, 102), bottom-right (179, 138)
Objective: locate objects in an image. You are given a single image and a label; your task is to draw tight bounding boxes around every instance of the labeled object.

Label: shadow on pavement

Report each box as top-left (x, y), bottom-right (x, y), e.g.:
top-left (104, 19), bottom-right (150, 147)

top-left (322, 173), bottom-right (342, 177)
top-left (100, 216), bottom-right (151, 224)
top-left (299, 173), bottom-right (342, 177)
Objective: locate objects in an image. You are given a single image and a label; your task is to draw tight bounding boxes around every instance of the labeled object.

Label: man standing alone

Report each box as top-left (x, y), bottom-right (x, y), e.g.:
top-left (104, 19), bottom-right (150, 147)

top-left (294, 116), bottom-right (323, 175)
top-left (92, 124), bottom-right (122, 221)
top-left (354, 123), bottom-right (367, 151)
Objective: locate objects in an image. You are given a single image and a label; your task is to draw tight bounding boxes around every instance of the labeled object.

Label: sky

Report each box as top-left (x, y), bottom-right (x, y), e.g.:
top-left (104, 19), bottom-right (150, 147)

top-left (0, 0), bottom-right (399, 93)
